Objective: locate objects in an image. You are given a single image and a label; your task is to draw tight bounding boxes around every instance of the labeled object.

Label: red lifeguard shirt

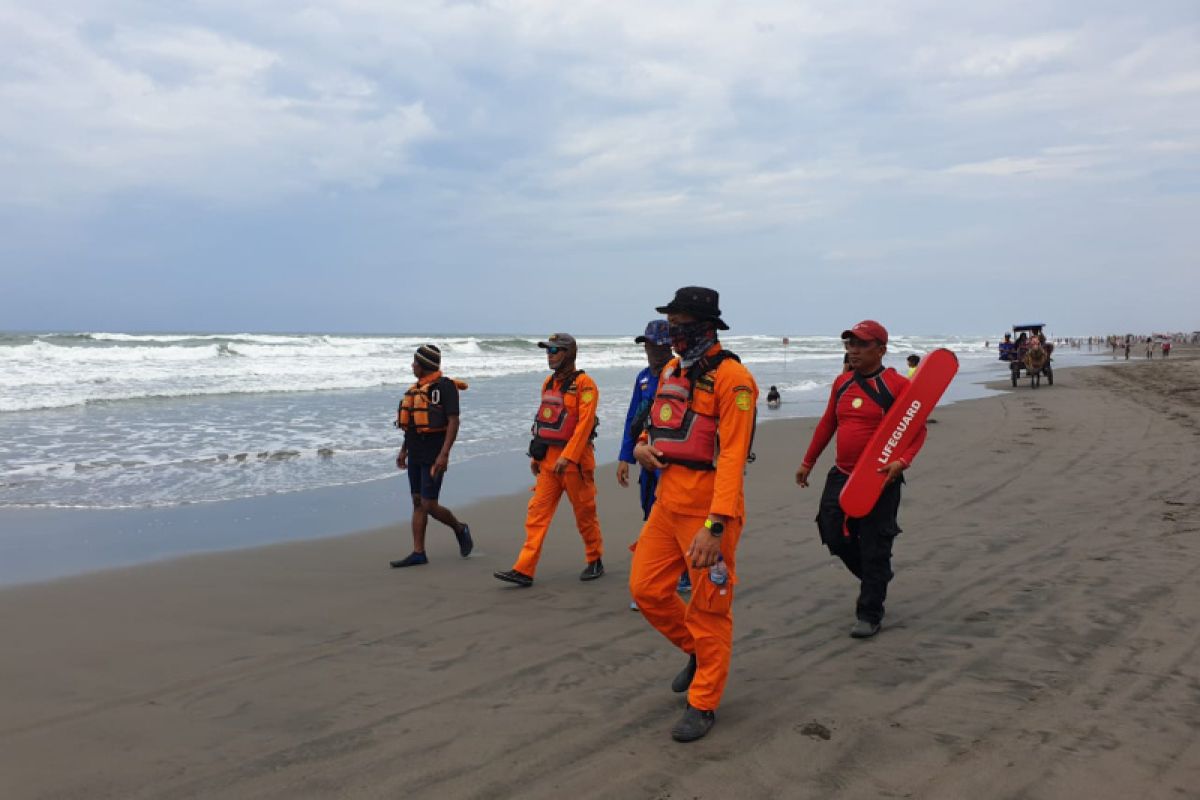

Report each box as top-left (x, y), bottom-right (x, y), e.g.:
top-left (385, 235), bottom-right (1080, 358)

top-left (801, 366), bottom-right (927, 474)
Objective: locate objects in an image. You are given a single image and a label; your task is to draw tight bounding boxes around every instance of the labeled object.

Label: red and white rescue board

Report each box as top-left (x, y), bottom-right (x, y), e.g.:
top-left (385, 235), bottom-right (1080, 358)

top-left (838, 348), bottom-right (959, 518)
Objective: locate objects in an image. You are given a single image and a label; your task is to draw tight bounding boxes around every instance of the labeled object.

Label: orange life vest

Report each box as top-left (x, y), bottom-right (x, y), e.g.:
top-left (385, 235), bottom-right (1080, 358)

top-left (648, 351), bottom-right (737, 471)
top-left (532, 371), bottom-right (587, 445)
top-left (397, 372), bottom-right (468, 434)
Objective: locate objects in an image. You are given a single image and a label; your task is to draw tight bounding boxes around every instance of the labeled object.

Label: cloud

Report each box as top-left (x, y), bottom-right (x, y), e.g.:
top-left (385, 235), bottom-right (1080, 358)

top-left (944, 145), bottom-right (1109, 178)
top-left (0, 6), bottom-right (435, 205)
top-left (0, 0), bottom-right (1198, 332)
top-left (3, 2), bottom-right (1196, 213)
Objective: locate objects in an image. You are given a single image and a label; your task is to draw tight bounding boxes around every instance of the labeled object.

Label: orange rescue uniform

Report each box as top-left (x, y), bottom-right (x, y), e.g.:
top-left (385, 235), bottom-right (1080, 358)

top-left (630, 343), bottom-right (757, 711)
top-left (512, 372), bottom-right (604, 576)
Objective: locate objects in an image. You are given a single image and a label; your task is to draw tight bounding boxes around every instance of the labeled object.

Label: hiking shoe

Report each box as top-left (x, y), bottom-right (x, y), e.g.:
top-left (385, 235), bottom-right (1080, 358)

top-left (580, 559), bottom-right (605, 581)
top-left (671, 704), bottom-right (715, 742)
top-left (493, 569), bottom-right (533, 587)
top-left (455, 524), bottom-right (473, 558)
top-left (389, 552), bottom-right (428, 568)
top-left (671, 653), bottom-right (698, 693)
top-left (850, 619), bottom-right (881, 639)
top-left (677, 573), bottom-right (692, 593)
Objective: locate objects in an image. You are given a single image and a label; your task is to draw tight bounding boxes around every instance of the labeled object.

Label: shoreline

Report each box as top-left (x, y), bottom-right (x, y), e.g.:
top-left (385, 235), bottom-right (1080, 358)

top-left (0, 350), bottom-right (1113, 588)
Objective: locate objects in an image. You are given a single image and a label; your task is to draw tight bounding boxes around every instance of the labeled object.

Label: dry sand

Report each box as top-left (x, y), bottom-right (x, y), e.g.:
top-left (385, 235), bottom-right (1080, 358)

top-left (2, 353), bottom-right (1200, 799)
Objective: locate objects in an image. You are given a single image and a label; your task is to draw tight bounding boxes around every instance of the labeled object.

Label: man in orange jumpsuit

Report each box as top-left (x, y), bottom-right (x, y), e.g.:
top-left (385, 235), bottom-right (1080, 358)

top-left (495, 333), bottom-right (605, 587)
top-left (631, 287), bottom-right (758, 742)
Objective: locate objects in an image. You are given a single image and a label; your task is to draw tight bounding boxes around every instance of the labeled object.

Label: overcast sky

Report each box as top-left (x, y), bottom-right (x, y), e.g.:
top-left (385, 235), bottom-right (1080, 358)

top-left (2, 1), bottom-right (1197, 336)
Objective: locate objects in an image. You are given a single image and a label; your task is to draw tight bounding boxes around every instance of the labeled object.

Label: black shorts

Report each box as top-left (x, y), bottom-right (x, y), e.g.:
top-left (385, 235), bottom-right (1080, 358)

top-left (407, 461), bottom-right (444, 500)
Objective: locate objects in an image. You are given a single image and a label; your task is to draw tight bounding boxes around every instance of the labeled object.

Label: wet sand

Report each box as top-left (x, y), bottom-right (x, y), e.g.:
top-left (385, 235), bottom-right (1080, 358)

top-left (2, 353), bottom-right (1199, 799)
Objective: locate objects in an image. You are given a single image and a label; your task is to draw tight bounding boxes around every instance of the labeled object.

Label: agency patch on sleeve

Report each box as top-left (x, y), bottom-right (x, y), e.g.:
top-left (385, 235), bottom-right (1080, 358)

top-left (581, 390), bottom-right (595, 403)
top-left (734, 390), bottom-right (753, 411)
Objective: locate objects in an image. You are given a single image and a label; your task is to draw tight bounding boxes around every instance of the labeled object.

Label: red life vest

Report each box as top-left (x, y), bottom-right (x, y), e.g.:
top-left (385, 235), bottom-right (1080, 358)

top-left (648, 352), bottom-right (737, 471)
top-left (532, 371), bottom-right (585, 445)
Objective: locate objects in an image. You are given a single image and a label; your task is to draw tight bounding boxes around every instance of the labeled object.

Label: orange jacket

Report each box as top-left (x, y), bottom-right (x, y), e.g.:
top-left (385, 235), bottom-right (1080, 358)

top-left (643, 343), bottom-right (757, 519)
top-left (540, 370), bottom-right (599, 468)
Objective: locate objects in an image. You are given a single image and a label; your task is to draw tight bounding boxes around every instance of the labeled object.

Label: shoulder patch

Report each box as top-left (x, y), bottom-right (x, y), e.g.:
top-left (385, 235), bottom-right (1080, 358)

top-left (735, 390), bottom-right (753, 411)
top-left (581, 390), bottom-right (595, 403)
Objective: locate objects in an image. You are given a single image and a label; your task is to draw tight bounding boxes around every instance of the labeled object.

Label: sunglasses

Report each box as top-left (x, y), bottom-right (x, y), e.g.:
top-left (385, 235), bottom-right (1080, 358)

top-left (545, 346), bottom-right (566, 355)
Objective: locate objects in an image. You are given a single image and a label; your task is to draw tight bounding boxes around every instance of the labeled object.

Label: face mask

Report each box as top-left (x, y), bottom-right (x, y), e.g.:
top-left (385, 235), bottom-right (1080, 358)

top-left (647, 345), bottom-right (673, 374)
top-left (670, 320), bottom-right (717, 364)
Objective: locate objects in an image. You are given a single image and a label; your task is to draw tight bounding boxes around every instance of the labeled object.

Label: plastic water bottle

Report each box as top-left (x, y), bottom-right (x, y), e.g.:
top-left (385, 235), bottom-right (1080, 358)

top-left (709, 556), bottom-right (728, 587)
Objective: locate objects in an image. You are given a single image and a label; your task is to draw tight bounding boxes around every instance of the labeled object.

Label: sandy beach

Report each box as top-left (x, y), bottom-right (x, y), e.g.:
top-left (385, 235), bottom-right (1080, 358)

top-left (3, 353), bottom-right (1200, 799)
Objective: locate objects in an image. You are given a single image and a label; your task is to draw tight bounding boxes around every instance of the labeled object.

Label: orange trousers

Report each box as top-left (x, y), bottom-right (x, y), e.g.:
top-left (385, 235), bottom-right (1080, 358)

top-left (629, 504), bottom-right (742, 711)
top-left (512, 466), bottom-right (604, 576)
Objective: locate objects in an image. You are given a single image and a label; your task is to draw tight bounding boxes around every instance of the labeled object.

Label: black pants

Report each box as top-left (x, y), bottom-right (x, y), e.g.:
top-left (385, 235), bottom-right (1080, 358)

top-left (815, 467), bottom-right (903, 625)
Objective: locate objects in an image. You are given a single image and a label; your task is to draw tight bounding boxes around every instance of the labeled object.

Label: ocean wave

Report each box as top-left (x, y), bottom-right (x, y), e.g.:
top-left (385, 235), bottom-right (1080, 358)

top-left (476, 337), bottom-right (541, 351)
top-left (0, 446), bottom-right (435, 510)
top-left (0, 472), bottom-right (398, 510)
top-left (84, 332), bottom-right (322, 345)
top-left (768, 379), bottom-right (825, 394)
top-left (0, 379), bottom-right (397, 413)
top-left (0, 333), bottom-right (1095, 512)
top-left (1, 331), bottom-right (1001, 413)
top-left (3, 340), bottom-right (226, 361)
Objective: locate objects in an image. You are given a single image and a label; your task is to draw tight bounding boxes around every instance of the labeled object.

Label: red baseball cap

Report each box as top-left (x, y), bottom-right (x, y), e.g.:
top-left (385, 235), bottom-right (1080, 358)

top-left (840, 320), bottom-right (888, 345)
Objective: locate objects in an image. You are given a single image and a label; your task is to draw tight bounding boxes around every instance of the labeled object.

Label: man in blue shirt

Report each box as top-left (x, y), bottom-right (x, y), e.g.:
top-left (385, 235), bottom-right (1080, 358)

top-left (618, 320), bottom-right (691, 602)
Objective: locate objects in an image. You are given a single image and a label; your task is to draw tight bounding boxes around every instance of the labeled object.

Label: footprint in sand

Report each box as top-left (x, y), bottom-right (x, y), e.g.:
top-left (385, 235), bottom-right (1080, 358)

top-left (797, 722), bottom-right (833, 740)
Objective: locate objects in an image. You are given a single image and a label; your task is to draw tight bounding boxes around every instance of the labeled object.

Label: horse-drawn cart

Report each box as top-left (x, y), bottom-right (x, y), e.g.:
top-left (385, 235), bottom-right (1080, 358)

top-left (999, 323), bottom-right (1054, 388)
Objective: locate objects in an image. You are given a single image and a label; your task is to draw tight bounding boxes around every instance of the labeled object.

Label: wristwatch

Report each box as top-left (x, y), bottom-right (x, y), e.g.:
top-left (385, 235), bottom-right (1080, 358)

top-left (704, 518), bottom-right (725, 537)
